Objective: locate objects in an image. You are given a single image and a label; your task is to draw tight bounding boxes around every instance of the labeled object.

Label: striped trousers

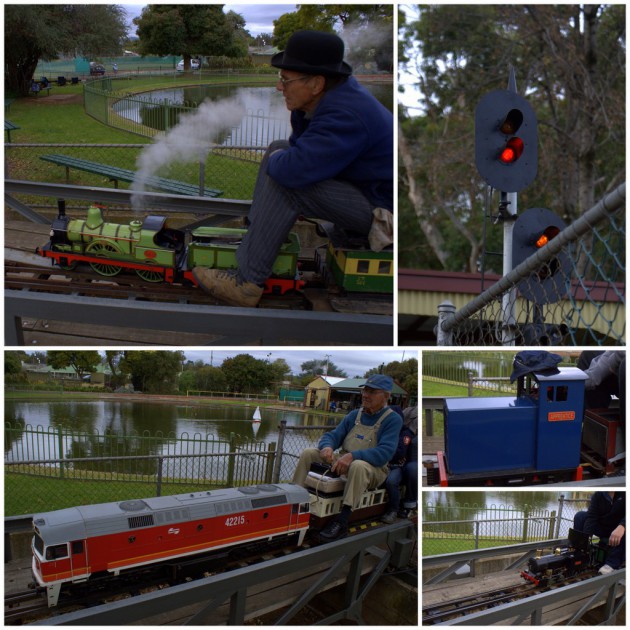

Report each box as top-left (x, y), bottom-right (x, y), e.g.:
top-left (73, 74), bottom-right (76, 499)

top-left (236, 141), bottom-right (375, 286)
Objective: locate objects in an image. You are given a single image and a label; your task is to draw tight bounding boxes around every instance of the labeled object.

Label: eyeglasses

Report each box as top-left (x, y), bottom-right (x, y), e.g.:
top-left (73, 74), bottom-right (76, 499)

top-left (277, 73), bottom-right (310, 86)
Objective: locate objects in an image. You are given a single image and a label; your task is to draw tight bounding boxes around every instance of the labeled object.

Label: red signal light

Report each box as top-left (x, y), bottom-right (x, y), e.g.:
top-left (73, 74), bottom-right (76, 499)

top-left (500, 137), bottom-right (524, 164)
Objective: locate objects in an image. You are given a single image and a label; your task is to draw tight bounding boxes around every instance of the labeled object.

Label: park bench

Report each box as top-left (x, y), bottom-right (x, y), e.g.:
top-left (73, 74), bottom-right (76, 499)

top-left (30, 85), bottom-right (52, 97)
top-left (4, 120), bottom-right (20, 143)
top-left (39, 154), bottom-right (223, 197)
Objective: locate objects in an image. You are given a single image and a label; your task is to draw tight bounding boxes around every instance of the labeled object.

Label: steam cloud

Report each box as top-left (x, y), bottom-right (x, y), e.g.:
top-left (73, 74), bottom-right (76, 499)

top-left (131, 97), bottom-right (246, 211)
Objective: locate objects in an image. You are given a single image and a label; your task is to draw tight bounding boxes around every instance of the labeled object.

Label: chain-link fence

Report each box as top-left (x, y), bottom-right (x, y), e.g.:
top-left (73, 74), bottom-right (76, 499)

top-left (437, 184), bottom-right (625, 346)
top-left (422, 495), bottom-right (592, 556)
top-left (4, 420), bottom-right (335, 516)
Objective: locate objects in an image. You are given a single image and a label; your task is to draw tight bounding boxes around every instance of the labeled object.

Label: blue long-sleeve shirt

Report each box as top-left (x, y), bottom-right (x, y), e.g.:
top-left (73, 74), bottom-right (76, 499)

top-left (317, 406), bottom-right (402, 467)
top-left (267, 76), bottom-right (393, 210)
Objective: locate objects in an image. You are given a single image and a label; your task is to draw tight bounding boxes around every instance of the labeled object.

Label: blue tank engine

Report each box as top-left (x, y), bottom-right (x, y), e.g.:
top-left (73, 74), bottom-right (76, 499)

top-left (441, 367), bottom-right (587, 482)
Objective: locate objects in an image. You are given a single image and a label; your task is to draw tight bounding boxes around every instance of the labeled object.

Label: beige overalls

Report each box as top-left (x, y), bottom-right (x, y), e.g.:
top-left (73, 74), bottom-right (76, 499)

top-left (293, 407), bottom-right (394, 509)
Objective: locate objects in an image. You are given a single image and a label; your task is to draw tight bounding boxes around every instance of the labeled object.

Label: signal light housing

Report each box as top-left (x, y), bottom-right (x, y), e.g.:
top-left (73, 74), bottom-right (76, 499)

top-left (512, 207), bottom-right (569, 304)
top-left (475, 89), bottom-right (538, 192)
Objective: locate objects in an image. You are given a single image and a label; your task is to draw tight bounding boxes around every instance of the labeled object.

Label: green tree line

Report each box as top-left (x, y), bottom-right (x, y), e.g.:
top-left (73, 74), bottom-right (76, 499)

top-left (5, 4), bottom-right (393, 96)
top-left (5, 351), bottom-right (417, 397)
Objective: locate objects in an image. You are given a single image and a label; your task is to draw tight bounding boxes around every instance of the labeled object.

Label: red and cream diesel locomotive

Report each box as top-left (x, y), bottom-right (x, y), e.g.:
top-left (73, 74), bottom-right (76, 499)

top-left (31, 483), bottom-right (311, 607)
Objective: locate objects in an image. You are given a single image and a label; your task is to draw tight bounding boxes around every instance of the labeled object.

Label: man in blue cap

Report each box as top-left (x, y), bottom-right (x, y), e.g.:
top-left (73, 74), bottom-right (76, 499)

top-left (292, 374), bottom-right (402, 541)
top-left (193, 29), bottom-right (393, 307)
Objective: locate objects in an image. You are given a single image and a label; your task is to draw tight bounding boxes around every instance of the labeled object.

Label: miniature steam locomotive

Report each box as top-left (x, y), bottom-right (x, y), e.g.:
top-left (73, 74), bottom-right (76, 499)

top-left (520, 527), bottom-right (608, 586)
top-left (436, 366), bottom-right (588, 485)
top-left (35, 202), bottom-right (393, 297)
top-left (31, 482), bottom-right (389, 607)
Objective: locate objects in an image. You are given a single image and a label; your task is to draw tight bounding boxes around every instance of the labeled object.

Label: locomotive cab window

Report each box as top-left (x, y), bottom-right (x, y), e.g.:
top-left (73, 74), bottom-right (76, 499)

top-left (555, 386), bottom-right (568, 402)
top-left (378, 261), bottom-right (391, 275)
top-left (357, 260), bottom-right (370, 274)
top-left (45, 544), bottom-right (68, 560)
top-left (33, 533), bottom-right (45, 556)
top-left (71, 541), bottom-right (84, 554)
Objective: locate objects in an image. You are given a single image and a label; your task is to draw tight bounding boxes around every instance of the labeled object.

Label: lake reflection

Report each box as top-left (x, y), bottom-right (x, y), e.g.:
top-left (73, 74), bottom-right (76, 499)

top-left (4, 399), bottom-right (336, 463)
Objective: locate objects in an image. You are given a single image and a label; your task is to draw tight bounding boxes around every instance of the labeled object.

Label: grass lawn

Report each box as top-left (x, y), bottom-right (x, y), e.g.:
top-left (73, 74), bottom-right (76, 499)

top-left (4, 471), bottom-right (222, 516)
top-left (422, 536), bottom-right (520, 556)
top-left (6, 75), bottom-right (279, 199)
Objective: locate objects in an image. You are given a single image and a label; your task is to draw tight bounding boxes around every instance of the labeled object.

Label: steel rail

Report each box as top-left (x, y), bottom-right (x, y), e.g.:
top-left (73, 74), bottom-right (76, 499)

top-left (4, 290), bottom-right (393, 346)
top-left (4, 179), bottom-right (252, 216)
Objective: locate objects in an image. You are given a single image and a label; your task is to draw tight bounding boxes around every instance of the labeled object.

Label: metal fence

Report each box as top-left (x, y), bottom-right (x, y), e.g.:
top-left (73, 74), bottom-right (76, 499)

top-left (5, 143), bottom-right (262, 207)
top-left (4, 420), bottom-right (333, 516)
top-left (422, 495), bottom-right (591, 555)
top-left (436, 184), bottom-right (626, 346)
top-left (83, 75), bottom-right (288, 143)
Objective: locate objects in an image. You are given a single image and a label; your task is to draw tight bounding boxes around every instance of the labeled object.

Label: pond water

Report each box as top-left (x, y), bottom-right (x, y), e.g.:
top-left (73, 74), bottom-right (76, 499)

top-left (4, 399), bottom-right (334, 463)
top-left (112, 82), bottom-right (393, 145)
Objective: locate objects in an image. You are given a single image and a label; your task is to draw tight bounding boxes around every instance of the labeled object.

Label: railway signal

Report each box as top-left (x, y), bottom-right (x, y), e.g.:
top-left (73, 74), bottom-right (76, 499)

top-left (512, 207), bottom-right (569, 304)
top-left (475, 89), bottom-right (538, 193)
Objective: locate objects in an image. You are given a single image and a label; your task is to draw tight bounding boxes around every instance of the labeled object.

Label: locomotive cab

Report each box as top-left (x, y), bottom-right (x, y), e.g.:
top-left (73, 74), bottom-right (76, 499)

top-left (444, 367), bottom-right (587, 477)
top-left (31, 511), bottom-right (90, 607)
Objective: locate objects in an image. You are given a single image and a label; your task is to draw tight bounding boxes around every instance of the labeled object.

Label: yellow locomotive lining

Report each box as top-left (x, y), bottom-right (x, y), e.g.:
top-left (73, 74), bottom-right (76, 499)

top-left (71, 222), bottom-right (137, 245)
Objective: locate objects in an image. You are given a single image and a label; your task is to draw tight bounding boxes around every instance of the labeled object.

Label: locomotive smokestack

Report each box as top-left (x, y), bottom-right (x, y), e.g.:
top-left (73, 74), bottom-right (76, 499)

top-left (57, 198), bottom-right (66, 218)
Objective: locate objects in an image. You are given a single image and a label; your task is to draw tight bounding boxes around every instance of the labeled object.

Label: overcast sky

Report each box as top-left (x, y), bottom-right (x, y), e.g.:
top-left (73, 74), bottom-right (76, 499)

top-left (122, 3), bottom-right (297, 37)
top-left (184, 349), bottom-right (417, 378)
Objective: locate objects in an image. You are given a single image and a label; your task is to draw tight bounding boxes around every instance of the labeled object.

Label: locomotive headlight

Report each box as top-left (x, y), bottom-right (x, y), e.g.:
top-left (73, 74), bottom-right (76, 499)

top-left (553, 547), bottom-right (562, 555)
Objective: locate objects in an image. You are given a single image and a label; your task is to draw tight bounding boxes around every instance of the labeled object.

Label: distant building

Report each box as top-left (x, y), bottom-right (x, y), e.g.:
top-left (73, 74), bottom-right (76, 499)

top-left (304, 376), bottom-right (409, 411)
top-left (248, 45), bottom-right (278, 67)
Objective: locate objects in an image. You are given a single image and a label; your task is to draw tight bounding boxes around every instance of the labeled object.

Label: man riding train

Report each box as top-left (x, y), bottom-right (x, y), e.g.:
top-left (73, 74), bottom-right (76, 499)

top-left (193, 29), bottom-right (394, 307)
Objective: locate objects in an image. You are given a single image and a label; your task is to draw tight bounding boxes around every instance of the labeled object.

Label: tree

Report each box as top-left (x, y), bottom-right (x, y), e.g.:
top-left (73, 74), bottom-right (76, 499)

top-left (272, 5), bottom-right (394, 71)
top-left (399, 5), bottom-right (625, 272)
top-left (133, 4), bottom-right (245, 69)
top-left (220, 354), bottom-right (274, 394)
top-left (104, 351), bottom-right (128, 389)
top-left (365, 358), bottom-right (418, 397)
top-left (120, 351), bottom-right (185, 394)
top-left (5, 352), bottom-right (24, 376)
top-left (4, 5), bottom-right (127, 96)
top-left (299, 359), bottom-right (348, 378)
top-left (47, 351), bottom-right (102, 381)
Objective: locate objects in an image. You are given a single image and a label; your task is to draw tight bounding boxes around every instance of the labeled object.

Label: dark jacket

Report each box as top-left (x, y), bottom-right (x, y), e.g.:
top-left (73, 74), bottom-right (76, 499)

top-left (584, 492), bottom-right (626, 531)
top-left (389, 426), bottom-right (414, 467)
top-left (267, 76), bottom-right (393, 210)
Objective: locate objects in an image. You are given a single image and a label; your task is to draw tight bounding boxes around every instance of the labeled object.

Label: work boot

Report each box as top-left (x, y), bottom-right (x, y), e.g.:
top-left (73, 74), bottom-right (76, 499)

top-left (192, 268), bottom-right (263, 307)
top-left (381, 510), bottom-right (397, 524)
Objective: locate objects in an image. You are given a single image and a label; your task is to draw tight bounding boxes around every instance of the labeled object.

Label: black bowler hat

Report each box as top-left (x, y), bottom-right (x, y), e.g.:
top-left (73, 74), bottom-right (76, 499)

top-left (271, 30), bottom-right (352, 77)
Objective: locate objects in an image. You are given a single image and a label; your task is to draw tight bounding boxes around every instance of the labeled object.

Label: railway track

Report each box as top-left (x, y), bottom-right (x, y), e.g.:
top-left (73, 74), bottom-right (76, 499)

top-left (422, 570), bottom-right (600, 625)
top-left (5, 517), bottom-right (405, 625)
top-left (5, 261), bottom-right (392, 315)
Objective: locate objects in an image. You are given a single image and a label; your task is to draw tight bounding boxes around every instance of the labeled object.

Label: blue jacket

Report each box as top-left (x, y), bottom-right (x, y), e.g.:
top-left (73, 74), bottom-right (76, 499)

top-left (585, 492), bottom-right (626, 530)
top-left (267, 76), bottom-right (393, 210)
top-left (318, 406), bottom-right (402, 467)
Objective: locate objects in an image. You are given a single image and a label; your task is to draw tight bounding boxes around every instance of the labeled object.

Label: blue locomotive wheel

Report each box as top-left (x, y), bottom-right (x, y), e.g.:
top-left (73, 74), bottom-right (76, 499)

top-left (85, 240), bottom-right (123, 277)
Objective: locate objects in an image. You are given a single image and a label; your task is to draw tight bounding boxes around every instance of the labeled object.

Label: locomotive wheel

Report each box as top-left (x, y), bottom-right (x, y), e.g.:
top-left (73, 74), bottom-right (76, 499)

top-left (57, 258), bottom-right (77, 271)
top-left (136, 268), bottom-right (164, 283)
top-left (85, 240), bottom-right (123, 276)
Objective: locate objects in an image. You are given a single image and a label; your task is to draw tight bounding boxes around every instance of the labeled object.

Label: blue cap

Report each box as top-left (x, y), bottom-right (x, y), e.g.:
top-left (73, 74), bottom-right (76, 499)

top-left (360, 374), bottom-right (394, 392)
top-left (510, 351), bottom-right (563, 383)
